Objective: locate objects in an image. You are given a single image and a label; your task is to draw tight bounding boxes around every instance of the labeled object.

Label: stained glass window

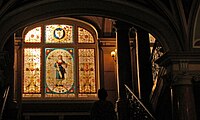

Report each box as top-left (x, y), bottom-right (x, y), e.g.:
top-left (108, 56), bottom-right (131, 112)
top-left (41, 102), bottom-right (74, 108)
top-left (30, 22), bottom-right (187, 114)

top-left (23, 48), bottom-right (41, 97)
top-left (45, 48), bottom-right (75, 97)
top-left (21, 20), bottom-right (97, 99)
top-left (78, 27), bottom-right (94, 43)
top-left (45, 25), bottom-right (73, 43)
top-left (78, 49), bottom-right (96, 96)
top-left (24, 27), bottom-right (41, 43)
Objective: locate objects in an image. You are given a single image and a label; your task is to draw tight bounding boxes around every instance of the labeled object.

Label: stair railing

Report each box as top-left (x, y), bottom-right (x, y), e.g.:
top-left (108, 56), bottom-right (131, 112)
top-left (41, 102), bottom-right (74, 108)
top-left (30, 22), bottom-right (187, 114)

top-left (0, 86), bottom-right (10, 120)
top-left (125, 84), bottom-right (156, 120)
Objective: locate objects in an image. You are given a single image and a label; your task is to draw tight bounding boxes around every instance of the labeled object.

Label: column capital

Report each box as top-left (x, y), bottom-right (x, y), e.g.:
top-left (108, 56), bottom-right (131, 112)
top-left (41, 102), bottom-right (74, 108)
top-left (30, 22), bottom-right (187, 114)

top-left (113, 20), bottom-right (132, 31)
top-left (156, 52), bottom-right (200, 72)
top-left (172, 72), bottom-right (195, 85)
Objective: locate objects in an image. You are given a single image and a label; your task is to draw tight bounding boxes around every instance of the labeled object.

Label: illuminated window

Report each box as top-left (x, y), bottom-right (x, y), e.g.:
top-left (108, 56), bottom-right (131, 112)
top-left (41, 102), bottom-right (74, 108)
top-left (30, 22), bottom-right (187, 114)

top-left (45, 48), bottom-right (75, 97)
top-left (24, 27), bottom-right (41, 43)
top-left (78, 27), bottom-right (94, 43)
top-left (22, 19), bottom-right (98, 99)
top-left (45, 25), bottom-right (73, 43)
top-left (78, 49), bottom-right (96, 97)
top-left (23, 48), bottom-right (41, 97)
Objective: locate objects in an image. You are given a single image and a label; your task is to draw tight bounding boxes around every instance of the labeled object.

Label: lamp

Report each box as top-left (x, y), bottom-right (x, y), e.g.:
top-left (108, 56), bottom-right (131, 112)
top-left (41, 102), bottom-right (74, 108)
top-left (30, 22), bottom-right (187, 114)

top-left (111, 49), bottom-right (117, 62)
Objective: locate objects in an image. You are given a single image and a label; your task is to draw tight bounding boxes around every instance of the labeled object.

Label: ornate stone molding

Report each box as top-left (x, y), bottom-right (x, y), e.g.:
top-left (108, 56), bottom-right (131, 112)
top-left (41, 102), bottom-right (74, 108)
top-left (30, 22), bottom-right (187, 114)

top-left (172, 72), bottom-right (193, 85)
top-left (156, 52), bottom-right (200, 72)
top-left (154, 52), bottom-right (200, 85)
top-left (192, 73), bottom-right (200, 82)
top-left (156, 52), bottom-right (200, 66)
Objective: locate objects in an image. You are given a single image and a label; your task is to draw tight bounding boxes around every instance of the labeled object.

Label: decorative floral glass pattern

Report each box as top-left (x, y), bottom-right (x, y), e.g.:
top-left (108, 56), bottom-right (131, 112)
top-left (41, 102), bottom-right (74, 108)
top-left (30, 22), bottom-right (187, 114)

top-left (24, 27), bottom-right (41, 43)
top-left (22, 21), bottom-right (97, 99)
top-left (45, 48), bottom-right (75, 97)
top-left (45, 25), bottom-right (73, 43)
top-left (78, 49), bottom-right (96, 94)
top-left (23, 48), bottom-right (41, 97)
top-left (78, 27), bottom-right (94, 43)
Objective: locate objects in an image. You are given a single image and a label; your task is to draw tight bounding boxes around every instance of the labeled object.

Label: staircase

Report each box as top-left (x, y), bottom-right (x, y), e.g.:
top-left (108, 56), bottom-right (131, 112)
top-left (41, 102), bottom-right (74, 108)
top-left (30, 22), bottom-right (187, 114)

top-left (21, 100), bottom-right (93, 120)
top-left (1, 85), bottom-right (157, 120)
top-left (125, 84), bottom-right (156, 120)
top-left (1, 86), bottom-right (19, 120)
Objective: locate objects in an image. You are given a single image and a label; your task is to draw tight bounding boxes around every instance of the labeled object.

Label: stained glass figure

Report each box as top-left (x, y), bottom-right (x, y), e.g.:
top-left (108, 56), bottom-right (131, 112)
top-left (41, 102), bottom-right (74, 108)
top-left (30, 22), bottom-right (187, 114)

top-left (78, 27), bottom-right (94, 43)
top-left (45, 25), bottom-right (73, 43)
top-left (45, 48), bottom-right (75, 97)
top-left (24, 27), bottom-right (41, 43)
top-left (78, 49), bottom-right (96, 94)
top-left (23, 48), bottom-right (41, 97)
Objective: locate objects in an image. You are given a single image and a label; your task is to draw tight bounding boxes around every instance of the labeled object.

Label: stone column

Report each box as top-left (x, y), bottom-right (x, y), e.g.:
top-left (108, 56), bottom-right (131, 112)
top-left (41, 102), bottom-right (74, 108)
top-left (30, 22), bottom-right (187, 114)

top-left (156, 52), bottom-right (198, 120)
top-left (172, 72), bottom-right (196, 120)
top-left (114, 21), bottom-right (133, 120)
top-left (137, 28), bottom-right (153, 106)
top-left (129, 28), bottom-right (139, 98)
top-left (98, 40), bottom-right (105, 88)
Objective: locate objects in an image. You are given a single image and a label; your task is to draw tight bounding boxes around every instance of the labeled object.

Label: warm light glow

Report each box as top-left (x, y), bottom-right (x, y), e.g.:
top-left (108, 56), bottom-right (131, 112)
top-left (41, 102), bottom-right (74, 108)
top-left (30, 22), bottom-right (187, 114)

top-left (111, 49), bottom-right (117, 62)
top-left (111, 51), bottom-right (116, 58)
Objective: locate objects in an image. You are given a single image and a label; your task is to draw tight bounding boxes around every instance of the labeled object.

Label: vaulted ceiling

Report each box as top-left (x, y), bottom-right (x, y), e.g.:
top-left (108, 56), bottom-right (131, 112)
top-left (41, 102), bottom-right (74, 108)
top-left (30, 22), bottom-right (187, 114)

top-left (0, 0), bottom-right (199, 51)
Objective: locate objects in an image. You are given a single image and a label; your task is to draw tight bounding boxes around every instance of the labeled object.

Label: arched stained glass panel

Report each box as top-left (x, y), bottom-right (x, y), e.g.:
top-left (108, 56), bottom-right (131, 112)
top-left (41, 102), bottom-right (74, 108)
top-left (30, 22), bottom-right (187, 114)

top-left (23, 48), bottom-right (41, 97)
top-left (21, 18), bottom-right (98, 99)
top-left (45, 25), bottom-right (73, 43)
top-left (78, 49), bottom-right (96, 96)
top-left (78, 27), bottom-right (94, 43)
top-left (45, 48), bottom-right (75, 97)
top-left (24, 27), bottom-right (41, 43)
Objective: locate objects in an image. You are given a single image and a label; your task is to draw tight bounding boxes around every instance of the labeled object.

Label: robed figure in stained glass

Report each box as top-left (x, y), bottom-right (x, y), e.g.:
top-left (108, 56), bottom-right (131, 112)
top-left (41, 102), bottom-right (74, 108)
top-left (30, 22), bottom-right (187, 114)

top-left (45, 48), bottom-right (75, 96)
top-left (54, 55), bottom-right (67, 86)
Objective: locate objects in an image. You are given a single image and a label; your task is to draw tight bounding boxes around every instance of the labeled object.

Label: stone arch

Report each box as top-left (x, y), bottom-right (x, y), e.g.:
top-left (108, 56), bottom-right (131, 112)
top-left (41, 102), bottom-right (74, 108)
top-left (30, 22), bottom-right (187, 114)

top-left (0, 0), bottom-right (182, 51)
top-left (193, 3), bottom-right (200, 48)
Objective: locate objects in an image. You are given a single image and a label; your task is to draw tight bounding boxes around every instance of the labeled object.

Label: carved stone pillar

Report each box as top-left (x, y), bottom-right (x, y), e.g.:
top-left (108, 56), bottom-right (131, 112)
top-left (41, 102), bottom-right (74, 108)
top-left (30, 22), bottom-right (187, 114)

top-left (193, 74), bottom-right (200, 120)
top-left (172, 72), bottom-right (196, 120)
top-left (114, 21), bottom-right (133, 120)
top-left (137, 28), bottom-right (153, 107)
top-left (14, 36), bottom-right (22, 103)
top-left (156, 52), bottom-right (198, 120)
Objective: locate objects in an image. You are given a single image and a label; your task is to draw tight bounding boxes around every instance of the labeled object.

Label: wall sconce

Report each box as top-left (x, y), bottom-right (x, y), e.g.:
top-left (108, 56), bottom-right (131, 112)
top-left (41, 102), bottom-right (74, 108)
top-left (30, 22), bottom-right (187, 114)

top-left (111, 49), bottom-right (117, 62)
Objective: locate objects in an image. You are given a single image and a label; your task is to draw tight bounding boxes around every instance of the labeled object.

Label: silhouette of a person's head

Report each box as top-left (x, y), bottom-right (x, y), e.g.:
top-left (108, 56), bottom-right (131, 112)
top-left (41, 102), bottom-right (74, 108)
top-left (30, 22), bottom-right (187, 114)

top-left (98, 88), bottom-right (108, 101)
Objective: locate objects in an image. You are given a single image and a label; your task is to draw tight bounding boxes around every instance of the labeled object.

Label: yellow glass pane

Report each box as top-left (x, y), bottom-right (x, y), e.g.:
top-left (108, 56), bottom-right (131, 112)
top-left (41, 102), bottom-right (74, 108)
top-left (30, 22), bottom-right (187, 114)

top-left (45, 25), bottom-right (73, 43)
top-left (78, 27), bottom-right (94, 43)
top-left (78, 49), bottom-right (96, 95)
top-left (23, 48), bottom-right (41, 97)
top-left (24, 27), bottom-right (41, 43)
top-left (149, 33), bottom-right (156, 43)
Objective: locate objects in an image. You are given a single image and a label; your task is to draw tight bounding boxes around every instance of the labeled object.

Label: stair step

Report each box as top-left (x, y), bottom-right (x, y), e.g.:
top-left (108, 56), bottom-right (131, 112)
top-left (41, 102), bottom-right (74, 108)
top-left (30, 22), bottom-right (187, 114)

top-left (23, 112), bottom-right (90, 120)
